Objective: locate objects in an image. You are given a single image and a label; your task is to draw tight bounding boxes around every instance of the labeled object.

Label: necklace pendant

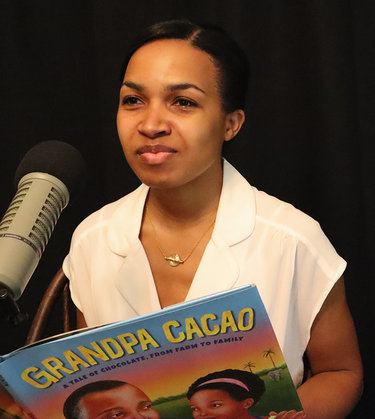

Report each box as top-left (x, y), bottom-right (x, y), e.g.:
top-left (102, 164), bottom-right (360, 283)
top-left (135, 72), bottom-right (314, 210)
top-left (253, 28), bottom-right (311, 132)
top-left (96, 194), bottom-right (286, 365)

top-left (165, 254), bottom-right (184, 267)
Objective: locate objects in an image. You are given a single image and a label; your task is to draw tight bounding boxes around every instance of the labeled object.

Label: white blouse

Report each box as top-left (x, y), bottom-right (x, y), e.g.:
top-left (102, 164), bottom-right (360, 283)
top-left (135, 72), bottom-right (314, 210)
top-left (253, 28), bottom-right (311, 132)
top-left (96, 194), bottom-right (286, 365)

top-left (63, 160), bottom-right (346, 387)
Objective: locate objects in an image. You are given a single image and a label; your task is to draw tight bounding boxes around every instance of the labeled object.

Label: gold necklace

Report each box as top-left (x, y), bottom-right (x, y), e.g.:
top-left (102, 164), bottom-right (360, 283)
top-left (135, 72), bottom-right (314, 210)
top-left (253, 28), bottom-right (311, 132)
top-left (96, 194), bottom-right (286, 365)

top-left (146, 210), bottom-right (216, 267)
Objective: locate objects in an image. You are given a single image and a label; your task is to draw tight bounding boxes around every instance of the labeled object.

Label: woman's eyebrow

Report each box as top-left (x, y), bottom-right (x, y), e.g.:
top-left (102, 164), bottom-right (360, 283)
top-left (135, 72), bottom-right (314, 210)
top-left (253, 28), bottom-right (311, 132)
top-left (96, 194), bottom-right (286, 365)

top-left (121, 81), bottom-right (206, 94)
top-left (121, 80), bottom-right (144, 91)
top-left (166, 83), bottom-right (206, 94)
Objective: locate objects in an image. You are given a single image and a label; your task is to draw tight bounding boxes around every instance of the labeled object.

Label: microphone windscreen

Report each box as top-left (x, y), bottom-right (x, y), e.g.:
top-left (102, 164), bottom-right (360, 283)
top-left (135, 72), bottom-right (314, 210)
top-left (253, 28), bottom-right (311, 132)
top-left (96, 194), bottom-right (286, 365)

top-left (14, 141), bottom-right (86, 201)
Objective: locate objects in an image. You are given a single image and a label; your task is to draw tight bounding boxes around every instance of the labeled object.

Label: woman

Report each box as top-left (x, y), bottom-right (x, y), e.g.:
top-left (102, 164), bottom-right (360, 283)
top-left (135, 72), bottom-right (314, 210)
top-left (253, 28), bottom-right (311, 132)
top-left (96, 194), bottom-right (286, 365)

top-left (63, 20), bottom-right (362, 418)
top-left (187, 369), bottom-right (303, 419)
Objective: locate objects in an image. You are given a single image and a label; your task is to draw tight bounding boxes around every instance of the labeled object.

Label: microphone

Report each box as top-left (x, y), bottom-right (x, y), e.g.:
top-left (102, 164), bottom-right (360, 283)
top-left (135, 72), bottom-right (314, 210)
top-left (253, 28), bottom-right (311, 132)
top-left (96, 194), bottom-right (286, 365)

top-left (0, 141), bottom-right (86, 324)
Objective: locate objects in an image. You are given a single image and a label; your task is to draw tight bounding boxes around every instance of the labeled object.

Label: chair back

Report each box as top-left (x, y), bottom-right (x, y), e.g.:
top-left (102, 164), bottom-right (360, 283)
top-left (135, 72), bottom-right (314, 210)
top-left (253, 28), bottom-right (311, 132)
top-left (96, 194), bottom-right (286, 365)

top-left (25, 268), bottom-right (71, 345)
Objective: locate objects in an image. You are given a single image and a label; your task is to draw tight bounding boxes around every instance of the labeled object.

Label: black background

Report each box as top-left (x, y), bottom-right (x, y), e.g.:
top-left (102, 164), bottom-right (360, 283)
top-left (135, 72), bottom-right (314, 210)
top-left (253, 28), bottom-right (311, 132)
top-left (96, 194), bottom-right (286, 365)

top-left (0, 1), bottom-right (373, 417)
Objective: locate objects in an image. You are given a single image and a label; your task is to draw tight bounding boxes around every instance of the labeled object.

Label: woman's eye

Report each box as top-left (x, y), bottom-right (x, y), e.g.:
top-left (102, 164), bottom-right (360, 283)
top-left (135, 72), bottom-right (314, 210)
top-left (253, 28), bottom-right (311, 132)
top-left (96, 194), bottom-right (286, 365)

top-left (121, 96), bottom-right (142, 106)
top-left (174, 98), bottom-right (197, 107)
top-left (212, 402), bottom-right (223, 408)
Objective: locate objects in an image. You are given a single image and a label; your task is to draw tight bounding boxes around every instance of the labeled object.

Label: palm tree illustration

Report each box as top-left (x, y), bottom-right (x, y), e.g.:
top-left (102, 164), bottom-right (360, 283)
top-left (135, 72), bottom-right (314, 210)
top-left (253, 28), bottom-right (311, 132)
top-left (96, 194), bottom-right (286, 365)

top-left (263, 349), bottom-right (276, 368)
top-left (243, 361), bottom-right (256, 373)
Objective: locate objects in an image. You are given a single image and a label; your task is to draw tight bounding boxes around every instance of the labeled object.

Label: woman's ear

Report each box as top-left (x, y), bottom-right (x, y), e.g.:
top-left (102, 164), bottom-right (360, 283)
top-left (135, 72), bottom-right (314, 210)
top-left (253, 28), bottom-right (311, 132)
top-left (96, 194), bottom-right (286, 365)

top-left (242, 397), bottom-right (255, 409)
top-left (224, 109), bottom-right (245, 142)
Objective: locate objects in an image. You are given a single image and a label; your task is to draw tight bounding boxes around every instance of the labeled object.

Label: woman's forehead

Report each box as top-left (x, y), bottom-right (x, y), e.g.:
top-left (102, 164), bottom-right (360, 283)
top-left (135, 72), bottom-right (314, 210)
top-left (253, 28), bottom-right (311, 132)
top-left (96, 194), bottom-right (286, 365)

top-left (123, 39), bottom-right (220, 95)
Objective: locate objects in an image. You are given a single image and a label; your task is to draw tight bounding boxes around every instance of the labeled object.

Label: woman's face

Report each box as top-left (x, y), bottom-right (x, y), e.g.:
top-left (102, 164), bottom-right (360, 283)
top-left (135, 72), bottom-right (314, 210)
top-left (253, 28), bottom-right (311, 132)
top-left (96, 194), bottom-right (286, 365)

top-left (189, 388), bottom-right (254, 419)
top-left (77, 383), bottom-right (160, 419)
top-left (117, 39), bottom-right (244, 190)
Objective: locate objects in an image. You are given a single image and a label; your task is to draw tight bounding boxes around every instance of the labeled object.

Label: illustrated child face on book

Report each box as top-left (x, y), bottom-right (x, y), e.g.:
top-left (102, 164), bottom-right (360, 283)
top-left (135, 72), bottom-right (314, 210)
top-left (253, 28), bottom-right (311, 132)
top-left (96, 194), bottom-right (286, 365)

top-left (187, 369), bottom-right (266, 419)
top-left (63, 380), bottom-right (160, 419)
top-left (189, 388), bottom-right (256, 419)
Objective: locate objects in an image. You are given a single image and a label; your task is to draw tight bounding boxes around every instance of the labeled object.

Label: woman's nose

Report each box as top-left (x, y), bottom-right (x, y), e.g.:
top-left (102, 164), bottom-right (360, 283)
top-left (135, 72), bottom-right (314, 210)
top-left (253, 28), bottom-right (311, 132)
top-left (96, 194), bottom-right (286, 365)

top-left (138, 104), bottom-right (171, 139)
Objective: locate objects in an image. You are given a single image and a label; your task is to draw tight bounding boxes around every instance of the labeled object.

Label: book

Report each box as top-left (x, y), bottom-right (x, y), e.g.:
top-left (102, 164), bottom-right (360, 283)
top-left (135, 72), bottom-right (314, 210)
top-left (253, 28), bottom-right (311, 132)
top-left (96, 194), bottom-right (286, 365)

top-left (0, 285), bottom-right (303, 418)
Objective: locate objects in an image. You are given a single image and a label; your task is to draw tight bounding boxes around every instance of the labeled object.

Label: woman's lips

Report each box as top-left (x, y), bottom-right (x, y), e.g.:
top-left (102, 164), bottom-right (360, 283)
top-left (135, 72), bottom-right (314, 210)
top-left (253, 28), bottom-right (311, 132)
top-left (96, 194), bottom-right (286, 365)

top-left (136, 145), bottom-right (177, 165)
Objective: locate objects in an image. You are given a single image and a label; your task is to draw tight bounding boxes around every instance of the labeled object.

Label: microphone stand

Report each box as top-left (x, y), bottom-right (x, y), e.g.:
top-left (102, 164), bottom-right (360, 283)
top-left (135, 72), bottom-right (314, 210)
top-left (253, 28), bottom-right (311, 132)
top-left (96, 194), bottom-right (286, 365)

top-left (0, 286), bottom-right (27, 325)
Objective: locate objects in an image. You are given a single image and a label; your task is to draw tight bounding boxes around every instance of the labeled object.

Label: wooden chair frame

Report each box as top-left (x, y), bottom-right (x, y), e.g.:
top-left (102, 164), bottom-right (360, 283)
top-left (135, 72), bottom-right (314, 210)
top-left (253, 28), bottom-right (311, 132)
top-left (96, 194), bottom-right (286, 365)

top-left (25, 268), bottom-right (71, 345)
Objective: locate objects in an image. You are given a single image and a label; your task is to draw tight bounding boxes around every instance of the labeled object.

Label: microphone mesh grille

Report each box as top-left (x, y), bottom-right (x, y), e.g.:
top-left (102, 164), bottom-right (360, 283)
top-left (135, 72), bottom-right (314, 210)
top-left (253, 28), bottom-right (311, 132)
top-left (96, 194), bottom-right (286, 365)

top-left (0, 178), bottom-right (66, 255)
top-left (0, 183), bottom-right (32, 232)
top-left (27, 185), bottom-right (66, 253)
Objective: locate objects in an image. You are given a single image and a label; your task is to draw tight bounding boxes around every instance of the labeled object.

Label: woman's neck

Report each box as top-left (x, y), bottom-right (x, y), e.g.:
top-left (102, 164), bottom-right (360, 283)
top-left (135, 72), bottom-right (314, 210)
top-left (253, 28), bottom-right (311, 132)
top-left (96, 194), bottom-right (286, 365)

top-left (146, 163), bottom-right (224, 228)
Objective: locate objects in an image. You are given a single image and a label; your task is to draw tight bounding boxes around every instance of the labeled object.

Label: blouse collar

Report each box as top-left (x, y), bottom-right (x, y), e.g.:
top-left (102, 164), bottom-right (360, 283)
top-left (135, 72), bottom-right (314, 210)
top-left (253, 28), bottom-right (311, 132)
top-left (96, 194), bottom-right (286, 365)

top-left (107, 159), bottom-right (256, 256)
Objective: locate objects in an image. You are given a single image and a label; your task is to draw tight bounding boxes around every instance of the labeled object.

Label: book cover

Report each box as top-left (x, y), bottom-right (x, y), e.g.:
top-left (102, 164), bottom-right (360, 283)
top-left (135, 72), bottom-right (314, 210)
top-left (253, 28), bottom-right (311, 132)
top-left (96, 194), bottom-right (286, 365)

top-left (0, 285), bottom-right (303, 418)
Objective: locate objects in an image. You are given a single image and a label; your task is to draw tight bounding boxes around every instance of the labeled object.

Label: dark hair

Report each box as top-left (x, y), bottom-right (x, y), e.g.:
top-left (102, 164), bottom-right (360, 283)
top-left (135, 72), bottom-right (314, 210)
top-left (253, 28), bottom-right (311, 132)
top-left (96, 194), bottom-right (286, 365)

top-left (187, 369), bottom-right (265, 405)
top-left (120, 19), bottom-right (250, 113)
top-left (63, 380), bottom-right (128, 419)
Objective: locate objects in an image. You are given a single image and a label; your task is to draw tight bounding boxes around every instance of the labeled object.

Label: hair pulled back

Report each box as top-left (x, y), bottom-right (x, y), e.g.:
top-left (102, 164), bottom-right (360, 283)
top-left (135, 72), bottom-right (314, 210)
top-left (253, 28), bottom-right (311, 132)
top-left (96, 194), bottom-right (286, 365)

top-left (120, 19), bottom-right (250, 113)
